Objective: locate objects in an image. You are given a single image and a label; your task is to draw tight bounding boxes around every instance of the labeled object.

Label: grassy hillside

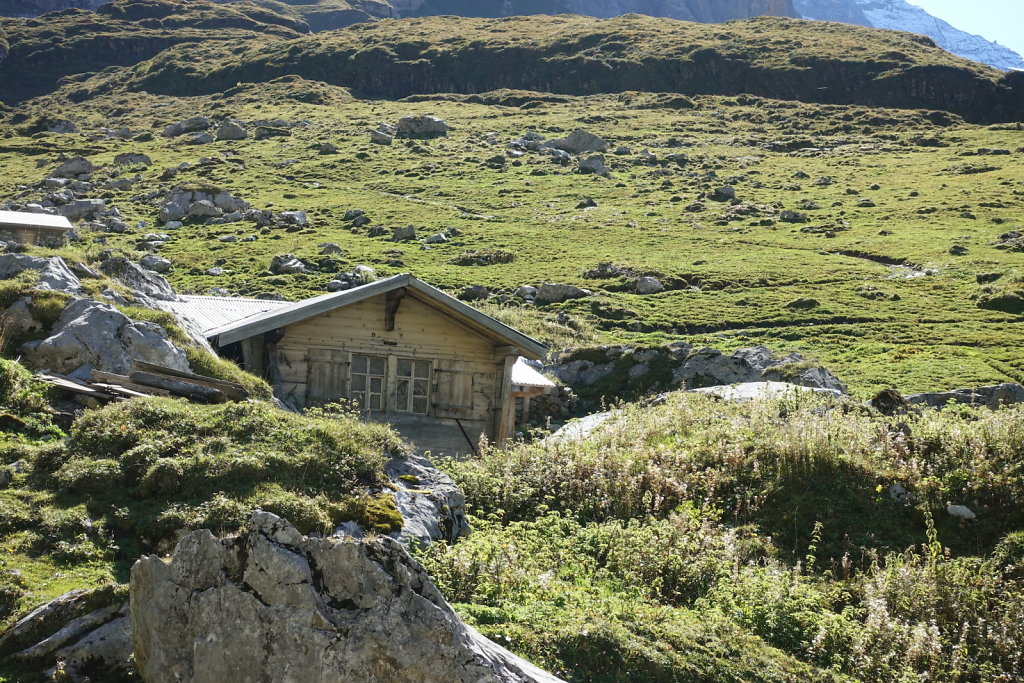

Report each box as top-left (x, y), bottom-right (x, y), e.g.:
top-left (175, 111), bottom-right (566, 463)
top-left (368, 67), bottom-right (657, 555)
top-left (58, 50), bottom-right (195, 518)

top-left (2, 77), bottom-right (1021, 395)
top-left (418, 392), bottom-right (1024, 681)
top-left (118, 13), bottom-right (1024, 123)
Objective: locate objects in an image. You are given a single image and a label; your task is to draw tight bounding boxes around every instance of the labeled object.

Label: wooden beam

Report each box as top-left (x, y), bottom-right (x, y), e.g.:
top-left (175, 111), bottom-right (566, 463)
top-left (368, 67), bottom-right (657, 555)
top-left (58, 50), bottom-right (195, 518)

top-left (91, 370), bottom-right (173, 397)
top-left (384, 287), bottom-right (406, 332)
top-left (128, 372), bottom-right (226, 403)
top-left (132, 361), bottom-right (247, 400)
top-left (494, 353), bottom-right (517, 448)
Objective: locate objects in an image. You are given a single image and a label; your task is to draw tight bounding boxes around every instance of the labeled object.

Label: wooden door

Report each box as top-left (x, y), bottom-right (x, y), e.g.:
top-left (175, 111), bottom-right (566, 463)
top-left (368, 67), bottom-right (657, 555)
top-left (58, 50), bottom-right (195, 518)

top-left (306, 348), bottom-right (348, 407)
top-left (433, 368), bottom-right (476, 419)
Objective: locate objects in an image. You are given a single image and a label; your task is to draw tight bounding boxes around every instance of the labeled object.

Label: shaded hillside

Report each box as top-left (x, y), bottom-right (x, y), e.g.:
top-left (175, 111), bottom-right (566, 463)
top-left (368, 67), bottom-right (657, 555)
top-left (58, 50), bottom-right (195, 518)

top-left (0, 0), bottom-right (305, 104)
top-left (405, 0), bottom-right (798, 21)
top-left (124, 13), bottom-right (1024, 123)
top-left (216, 0), bottom-right (394, 31)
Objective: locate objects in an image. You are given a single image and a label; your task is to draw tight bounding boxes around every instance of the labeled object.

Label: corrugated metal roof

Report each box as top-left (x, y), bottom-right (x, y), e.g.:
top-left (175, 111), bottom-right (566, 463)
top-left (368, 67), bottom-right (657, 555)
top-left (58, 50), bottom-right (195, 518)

top-left (0, 210), bottom-right (73, 231)
top-left (512, 358), bottom-right (556, 388)
top-left (163, 295), bottom-right (291, 336)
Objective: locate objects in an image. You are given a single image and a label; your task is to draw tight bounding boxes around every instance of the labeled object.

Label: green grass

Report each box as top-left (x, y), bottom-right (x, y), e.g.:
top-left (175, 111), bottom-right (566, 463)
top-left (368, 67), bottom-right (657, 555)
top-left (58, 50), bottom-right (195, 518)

top-left (415, 393), bottom-right (1024, 681)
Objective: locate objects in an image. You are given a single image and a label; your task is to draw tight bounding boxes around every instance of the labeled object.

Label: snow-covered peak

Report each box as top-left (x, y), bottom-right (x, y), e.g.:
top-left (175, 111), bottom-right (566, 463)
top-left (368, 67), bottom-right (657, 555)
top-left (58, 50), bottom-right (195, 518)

top-left (795, 0), bottom-right (1024, 71)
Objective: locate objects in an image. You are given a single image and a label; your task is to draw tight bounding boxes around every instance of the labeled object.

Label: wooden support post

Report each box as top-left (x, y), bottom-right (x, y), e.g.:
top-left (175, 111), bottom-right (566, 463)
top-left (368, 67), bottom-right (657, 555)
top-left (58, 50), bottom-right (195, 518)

top-left (493, 348), bottom-right (517, 448)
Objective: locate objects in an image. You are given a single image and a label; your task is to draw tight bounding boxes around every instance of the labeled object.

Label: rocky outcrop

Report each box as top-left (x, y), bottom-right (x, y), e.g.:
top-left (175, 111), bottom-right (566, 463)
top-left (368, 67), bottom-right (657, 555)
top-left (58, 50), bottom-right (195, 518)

top-left (0, 254), bottom-right (83, 293)
top-left (131, 511), bottom-right (562, 683)
top-left (549, 343), bottom-right (846, 409)
top-left (22, 298), bottom-right (192, 377)
top-left (906, 382), bottom-right (1024, 409)
top-left (404, 0), bottom-right (797, 20)
top-left (387, 453), bottom-right (470, 544)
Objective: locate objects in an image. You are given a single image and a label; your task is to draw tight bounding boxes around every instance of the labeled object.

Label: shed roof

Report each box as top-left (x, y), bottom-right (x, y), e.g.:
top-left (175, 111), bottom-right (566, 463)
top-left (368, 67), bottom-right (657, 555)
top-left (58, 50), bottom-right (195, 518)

top-left (0, 210), bottom-right (73, 231)
top-left (162, 295), bottom-right (291, 336)
top-left (512, 358), bottom-right (556, 388)
top-left (193, 274), bottom-right (547, 359)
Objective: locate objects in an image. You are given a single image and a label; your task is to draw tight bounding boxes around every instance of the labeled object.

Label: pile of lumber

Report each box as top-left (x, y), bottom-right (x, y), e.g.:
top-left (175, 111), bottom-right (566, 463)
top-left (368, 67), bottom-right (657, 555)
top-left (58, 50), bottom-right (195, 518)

top-left (38, 361), bottom-right (248, 407)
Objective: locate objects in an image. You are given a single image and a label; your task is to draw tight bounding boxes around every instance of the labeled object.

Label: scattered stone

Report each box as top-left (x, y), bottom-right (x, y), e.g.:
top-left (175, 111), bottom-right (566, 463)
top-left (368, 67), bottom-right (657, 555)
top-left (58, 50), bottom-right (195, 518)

top-left (280, 211), bottom-right (308, 226)
top-left (544, 128), bottom-right (610, 154)
top-left (785, 297), bottom-right (820, 310)
top-left (55, 198), bottom-right (105, 221)
top-left (578, 155), bottom-right (610, 176)
top-left (535, 283), bottom-right (591, 304)
top-left (813, 176), bottom-right (833, 186)
top-left (949, 245), bottom-right (968, 255)
top-left (253, 126), bottom-right (291, 140)
top-left (459, 285), bottom-right (490, 301)
top-left (635, 276), bottom-right (665, 294)
top-left (392, 226), bottom-right (417, 242)
top-left (425, 233), bottom-right (449, 244)
top-left (370, 129), bottom-right (394, 145)
top-left (711, 185), bottom-right (736, 202)
top-left (576, 197), bottom-right (597, 209)
top-left (53, 157), bottom-right (93, 178)
top-left (216, 120), bottom-right (247, 141)
top-left (161, 117), bottom-right (210, 138)
top-left (269, 254), bottom-right (308, 275)
top-left (139, 255), bottom-right (171, 274)
top-left (396, 115), bottom-right (449, 138)
top-left (320, 243), bottom-right (342, 255)
top-left (187, 200), bottom-right (221, 218)
top-left (189, 132), bottom-right (214, 145)
top-left (113, 153), bottom-right (151, 167)
top-left (515, 285), bottom-right (537, 300)
top-left (780, 209), bottom-right (809, 223)
top-left (947, 505), bottom-right (976, 520)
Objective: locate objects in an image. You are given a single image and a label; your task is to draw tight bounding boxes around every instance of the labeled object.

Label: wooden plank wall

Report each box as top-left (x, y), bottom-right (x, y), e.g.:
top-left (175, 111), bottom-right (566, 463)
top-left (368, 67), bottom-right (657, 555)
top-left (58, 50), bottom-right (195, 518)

top-left (274, 293), bottom-right (503, 437)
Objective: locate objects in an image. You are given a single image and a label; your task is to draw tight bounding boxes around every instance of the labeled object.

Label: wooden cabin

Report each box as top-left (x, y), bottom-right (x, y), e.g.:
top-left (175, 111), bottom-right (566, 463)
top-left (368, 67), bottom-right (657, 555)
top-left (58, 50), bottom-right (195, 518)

top-left (0, 210), bottom-right (73, 247)
top-left (167, 275), bottom-right (552, 456)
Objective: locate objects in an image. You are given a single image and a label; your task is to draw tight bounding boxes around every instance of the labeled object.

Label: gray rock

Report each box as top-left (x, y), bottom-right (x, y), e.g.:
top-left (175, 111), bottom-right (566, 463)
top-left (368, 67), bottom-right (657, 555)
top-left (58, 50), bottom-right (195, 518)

top-left (53, 157), bottom-right (93, 178)
top-left (269, 254), bottom-right (307, 275)
top-left (113, 152), bottom-right (151, 166)
top-left (23, 299), bottom-right (191, 376)
top-left (188, 200), bottom-right (222, 218)
top-left (326, 280), bottom-right (351, 292)
top-left (396, 114), bottom-right (450, 138)
top-left (139, 254), bottom-right (172, 274)
top-left (370, 129), bottom-right (394, 145)
top-left (392, 225), bottom-right (417, 242)
top-left (387, 453), bottom-right (471, 544)
top-left (131, 512), bottom-right (561, 683)
top-left (907, 383), bottom-right (1024, 409)
top-left (1, 298), bottom-right (44, 338)
top-left (578, 155), bottom-right (610, 176)
top-left (189, 132), bottom-right (214, 145)
top-left (0, 254), bottom-right (82, 293)
top-left (544, 128), bottom-right (610, 154)
top-left (56, 199), bottom-right (105, 221)
top-left (280, 211), bottom-right (307, 226)
top-left (216, 120), bottom-right (247, 141)
top-left (99, 257), bottom-right (176, 300)
top-left (460, 285), bottom-right (490, 301)
top-left (426, 233), bottom-right (449, 244)
top-left (162, 117), bottom-right (210, 138)
top-left (320, 242), bottom-right (342, 255)
top-left (535, 283), bottom-right (591, 304)
top-left (515, 285), bottom-right (537, 299)
top-left (635, 276), bottom-right (665, 294)
top-left (780, 210), bottom-right (808, 223)
top-left (711, 185), bottom-right (736, 201)
top-left (159, 201), bottom-right (187, 224)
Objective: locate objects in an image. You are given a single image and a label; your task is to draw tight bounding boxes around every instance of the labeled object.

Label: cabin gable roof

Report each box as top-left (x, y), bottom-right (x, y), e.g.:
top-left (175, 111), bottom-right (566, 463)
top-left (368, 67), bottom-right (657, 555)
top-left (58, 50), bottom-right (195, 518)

top-left (207, 274), bottom-right (548, 360)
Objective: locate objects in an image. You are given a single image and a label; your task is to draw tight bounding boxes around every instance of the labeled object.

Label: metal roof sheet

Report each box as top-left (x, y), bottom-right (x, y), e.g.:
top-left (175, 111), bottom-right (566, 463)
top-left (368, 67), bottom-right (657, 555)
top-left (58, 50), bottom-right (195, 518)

top-left (206, 274), bottom-right (548, 359)
top-left (512, 358), bottom-right (556, 388)
top-left (0, 210), bottom-right (73, 231)
top-left (162, 295), bottom-right (291, 336)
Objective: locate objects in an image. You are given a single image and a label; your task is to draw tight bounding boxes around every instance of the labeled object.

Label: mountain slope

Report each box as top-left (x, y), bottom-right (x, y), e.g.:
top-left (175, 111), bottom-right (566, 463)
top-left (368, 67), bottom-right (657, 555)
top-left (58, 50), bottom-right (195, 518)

top-left (114, 13), bottom-right (1024, 123)
top-left (403, 0), bottom-right (798, 21)
top-left (795, 0), bottom-right (1024, 71)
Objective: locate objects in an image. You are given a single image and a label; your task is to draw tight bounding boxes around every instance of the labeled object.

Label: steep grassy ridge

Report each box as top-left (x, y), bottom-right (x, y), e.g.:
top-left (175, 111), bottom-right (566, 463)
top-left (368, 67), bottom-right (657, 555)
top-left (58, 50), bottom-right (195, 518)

top-left (0, 0), bottom-right (305, 104)
top-left (123, 13), bottom-right (1024, 122)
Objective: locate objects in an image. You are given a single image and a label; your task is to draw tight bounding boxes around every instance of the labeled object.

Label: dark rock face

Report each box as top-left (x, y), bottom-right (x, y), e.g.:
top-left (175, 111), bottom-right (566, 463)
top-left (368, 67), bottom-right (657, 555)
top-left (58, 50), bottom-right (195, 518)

top-left (131, 511), bottom-right (562, 683)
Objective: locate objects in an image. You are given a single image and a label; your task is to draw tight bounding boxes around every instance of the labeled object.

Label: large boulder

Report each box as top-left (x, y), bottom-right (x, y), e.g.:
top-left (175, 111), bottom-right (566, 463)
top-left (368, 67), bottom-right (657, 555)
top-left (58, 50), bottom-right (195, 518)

top-left (55, 198), bottom-right (105, 221)
top-left (162, 117), bottom-right (211, 138)
top-left (535, 283), bottom-right (591, 304)
top-left (269, 254), bottom-right (308, 275)
top-left (53, 156), bottom-right (94, 178)
top-left (396, 115), bottom-right (450, 138)
top-left (99, 257), bottom-right (176, 300)
top-left (131, 512), bottom-right (561, 683)
top-left (216, 120), bottom-right (247, 141)
top-left (22, 299), bottom-right (191, 376)
top-left (543, 128), bottom-right (610, 154)
top-left (0, 254), bottom-right (82, 293)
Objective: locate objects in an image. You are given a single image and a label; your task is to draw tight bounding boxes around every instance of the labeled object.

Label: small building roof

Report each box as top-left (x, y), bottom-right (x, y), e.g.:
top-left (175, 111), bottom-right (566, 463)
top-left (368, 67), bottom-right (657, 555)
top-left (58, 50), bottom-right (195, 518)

top-left (162, 295), bottom-right (291, 336)
top-left (191, 274), bottom-right (547, 359)
top-left (512, 358), bottom-right (556, 388)
top-left (0, 210), bottom-right (73, 231)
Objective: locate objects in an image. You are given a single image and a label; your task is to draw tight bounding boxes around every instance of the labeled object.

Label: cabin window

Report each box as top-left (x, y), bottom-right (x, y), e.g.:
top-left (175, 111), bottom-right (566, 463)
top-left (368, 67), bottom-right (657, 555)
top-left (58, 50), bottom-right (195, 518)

top-left (396, 358), bottom-right (431, 414)
top-left (350, 354), bottom-right (386, 412)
